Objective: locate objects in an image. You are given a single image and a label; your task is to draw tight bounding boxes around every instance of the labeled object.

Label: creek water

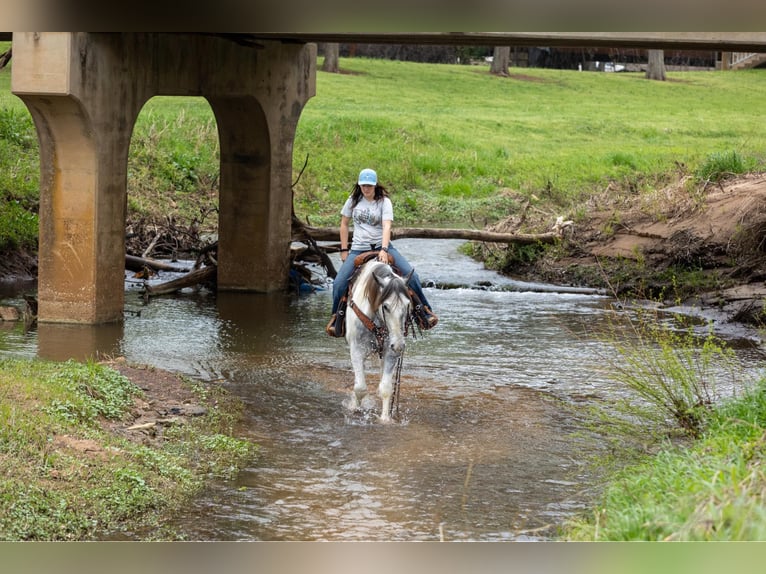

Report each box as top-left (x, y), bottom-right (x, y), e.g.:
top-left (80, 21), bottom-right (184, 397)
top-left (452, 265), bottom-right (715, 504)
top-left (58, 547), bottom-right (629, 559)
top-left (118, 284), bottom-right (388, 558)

top-left (1, 239), bottom-right (764, 541)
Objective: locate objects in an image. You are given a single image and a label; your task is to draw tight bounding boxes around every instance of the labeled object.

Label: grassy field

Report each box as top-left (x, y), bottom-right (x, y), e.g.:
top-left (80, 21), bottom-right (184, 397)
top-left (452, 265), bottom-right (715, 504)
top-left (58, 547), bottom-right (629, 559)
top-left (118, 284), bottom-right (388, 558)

top-left (2, 55), bottom-right (765, 233)
top-left (293, 58), bottom-right (766, 224)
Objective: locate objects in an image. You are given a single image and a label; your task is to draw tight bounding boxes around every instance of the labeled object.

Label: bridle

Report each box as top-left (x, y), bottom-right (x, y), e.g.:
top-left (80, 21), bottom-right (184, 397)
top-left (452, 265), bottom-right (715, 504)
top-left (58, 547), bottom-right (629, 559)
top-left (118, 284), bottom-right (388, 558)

top-left (348, 298), bottom-right (387, 355)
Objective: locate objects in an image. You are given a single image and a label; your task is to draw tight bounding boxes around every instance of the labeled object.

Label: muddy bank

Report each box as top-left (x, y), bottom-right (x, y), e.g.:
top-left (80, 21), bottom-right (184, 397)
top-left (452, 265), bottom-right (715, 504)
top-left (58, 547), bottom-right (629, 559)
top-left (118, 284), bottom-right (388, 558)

top-left (483, 173), bottom-right (766, 336)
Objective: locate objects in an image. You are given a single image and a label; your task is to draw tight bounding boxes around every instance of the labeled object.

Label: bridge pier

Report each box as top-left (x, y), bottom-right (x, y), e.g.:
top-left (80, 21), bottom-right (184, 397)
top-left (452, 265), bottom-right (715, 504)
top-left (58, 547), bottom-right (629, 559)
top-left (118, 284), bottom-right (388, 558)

top-left (12, 32), bottom-right (315, 323)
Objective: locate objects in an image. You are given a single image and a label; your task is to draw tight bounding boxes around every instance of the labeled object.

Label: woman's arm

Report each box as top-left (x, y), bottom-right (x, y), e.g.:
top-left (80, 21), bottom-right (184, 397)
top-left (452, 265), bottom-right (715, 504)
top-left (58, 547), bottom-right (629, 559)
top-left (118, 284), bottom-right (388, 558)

top-left (379, 218), bottom-right (392, 261)
top-left (339, 215), bottom-right (350, 262)
top-left (381, 219), bottom-right (392, 250)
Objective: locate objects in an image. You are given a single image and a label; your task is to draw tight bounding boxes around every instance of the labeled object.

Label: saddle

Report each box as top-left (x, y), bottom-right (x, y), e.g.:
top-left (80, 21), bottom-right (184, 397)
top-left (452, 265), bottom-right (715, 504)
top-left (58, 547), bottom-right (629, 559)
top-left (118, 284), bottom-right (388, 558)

top-left (353, 250), bottom-right (394, 267)
top-left (325, 251), bottom-right (437, 337)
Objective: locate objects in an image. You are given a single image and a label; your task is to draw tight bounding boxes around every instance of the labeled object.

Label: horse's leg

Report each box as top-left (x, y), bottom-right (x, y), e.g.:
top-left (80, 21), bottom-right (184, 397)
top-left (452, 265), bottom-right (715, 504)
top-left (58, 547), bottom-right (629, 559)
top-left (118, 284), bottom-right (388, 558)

top-left (348, 345), bottom-right (368, 411)
top-left (377, 352), bottom-right (398, 422)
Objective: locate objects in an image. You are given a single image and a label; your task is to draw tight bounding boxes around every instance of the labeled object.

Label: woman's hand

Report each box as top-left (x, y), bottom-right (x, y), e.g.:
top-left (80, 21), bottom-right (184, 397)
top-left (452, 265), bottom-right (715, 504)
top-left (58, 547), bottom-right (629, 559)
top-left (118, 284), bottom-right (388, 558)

top-left (377, 250), bottom-right (388, 263)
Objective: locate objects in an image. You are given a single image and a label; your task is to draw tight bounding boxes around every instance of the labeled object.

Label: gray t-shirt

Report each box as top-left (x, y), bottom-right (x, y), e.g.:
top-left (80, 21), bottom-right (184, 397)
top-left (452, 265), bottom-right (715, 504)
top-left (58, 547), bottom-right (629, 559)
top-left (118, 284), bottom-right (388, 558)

top-left (341, 195), bottom-right (394, 251)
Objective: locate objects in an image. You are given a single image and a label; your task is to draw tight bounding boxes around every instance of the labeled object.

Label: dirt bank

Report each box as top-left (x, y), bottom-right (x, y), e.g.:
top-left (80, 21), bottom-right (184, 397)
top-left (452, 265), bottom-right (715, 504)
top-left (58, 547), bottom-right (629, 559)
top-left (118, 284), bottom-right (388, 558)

top-left (486, 173), bottom-right (766, 334)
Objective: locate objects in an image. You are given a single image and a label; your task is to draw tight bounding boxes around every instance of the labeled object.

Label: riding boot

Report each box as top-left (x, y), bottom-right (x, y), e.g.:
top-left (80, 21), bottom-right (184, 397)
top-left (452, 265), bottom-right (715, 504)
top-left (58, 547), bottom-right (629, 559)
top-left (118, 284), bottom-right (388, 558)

top-left (408, 289), bottom-right (439, 330)
top-left (325, 297), bottom-right (347, 337)
top-left (325, 314), bottom-right (338, 337)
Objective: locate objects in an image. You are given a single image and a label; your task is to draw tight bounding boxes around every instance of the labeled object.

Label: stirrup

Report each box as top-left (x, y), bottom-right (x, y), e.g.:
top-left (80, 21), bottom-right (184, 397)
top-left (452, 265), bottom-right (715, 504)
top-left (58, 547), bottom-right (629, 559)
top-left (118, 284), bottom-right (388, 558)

top-left (418, 306), bottom-right (438, 330)
top-left (326, 313), bottom-right (346, 337)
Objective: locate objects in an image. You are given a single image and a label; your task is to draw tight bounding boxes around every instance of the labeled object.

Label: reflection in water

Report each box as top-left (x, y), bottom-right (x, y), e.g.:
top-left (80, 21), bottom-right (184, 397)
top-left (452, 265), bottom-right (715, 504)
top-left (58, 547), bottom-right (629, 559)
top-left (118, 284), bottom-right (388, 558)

top-left (37, 322), bottom-right (124, 362)
top-left (0, 239), bottom-right (762, 540)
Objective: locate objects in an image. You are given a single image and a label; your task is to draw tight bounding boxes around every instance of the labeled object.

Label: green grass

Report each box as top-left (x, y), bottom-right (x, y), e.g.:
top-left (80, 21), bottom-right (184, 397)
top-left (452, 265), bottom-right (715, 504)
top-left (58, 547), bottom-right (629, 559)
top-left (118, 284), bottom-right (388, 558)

top-left (0, 357), bottom-right (256, 540)
top-left (563, 379), bottom-right (766, 541)
top-left (3, 57), bottom-right (766, 236)
top-left (292, 59), bottom-right (766, 224)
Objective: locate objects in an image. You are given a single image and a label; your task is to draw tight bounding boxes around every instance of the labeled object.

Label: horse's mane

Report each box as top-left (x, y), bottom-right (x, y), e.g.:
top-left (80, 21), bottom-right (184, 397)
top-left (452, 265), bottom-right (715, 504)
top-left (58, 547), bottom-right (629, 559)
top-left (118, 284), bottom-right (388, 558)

top-left (361, 263), bottom-right (409, 315)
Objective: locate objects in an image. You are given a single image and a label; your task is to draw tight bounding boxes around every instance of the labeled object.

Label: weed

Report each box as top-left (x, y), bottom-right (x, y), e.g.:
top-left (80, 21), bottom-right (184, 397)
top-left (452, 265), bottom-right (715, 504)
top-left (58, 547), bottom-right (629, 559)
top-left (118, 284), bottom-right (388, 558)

top-left (696, 150), bottom-right (756, 183)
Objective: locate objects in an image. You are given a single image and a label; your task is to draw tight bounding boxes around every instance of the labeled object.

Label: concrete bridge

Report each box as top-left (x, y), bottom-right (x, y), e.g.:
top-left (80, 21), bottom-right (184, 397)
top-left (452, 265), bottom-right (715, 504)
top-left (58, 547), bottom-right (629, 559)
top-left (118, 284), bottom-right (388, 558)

top-left (9, 32), bottom-right (766, 324)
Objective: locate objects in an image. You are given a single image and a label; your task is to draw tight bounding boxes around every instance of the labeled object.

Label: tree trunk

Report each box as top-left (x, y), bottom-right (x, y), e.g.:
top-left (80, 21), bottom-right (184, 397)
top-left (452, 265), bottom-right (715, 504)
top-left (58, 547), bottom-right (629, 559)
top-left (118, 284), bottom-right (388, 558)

top-left (490, 46), bottom-right (510, 76)
top-left (125, 254), bottom-right (191, 273)
top-left (646, 49), bottom-right (667, 81)
top-left (321, 43), bottom-right (340, 73)
top-left (296, 224), bottom-right (565, 245)
top-left (0, 48), bottom-right (11, 70)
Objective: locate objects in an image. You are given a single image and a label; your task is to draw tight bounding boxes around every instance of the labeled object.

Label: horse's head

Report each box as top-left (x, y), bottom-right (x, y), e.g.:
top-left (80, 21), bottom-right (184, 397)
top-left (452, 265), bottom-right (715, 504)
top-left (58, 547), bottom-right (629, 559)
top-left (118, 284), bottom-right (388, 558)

top-left (367, 263), bottom-right (412, 354)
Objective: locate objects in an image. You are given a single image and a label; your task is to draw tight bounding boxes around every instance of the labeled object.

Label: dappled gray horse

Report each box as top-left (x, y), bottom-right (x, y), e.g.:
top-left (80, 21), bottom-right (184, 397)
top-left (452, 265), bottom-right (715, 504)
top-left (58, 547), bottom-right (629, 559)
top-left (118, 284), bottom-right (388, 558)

top-left (345, 260), bottom-right (413, 422)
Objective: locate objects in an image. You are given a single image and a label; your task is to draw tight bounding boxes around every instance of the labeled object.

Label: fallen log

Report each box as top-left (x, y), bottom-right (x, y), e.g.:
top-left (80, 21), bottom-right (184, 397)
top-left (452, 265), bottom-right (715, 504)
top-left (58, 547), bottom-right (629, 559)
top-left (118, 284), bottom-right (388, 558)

top-left (296, 225), bottom-right (562, 245)
top-left (126, 254), bottom-right (191, 273)
top-left (144, 265), bottom-right (216, 297)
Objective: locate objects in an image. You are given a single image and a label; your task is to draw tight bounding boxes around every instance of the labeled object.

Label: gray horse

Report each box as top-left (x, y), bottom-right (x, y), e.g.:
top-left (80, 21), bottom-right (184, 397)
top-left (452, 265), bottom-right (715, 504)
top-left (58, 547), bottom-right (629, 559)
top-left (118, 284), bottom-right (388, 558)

top-left (344, 260), bottom-right (413, 422)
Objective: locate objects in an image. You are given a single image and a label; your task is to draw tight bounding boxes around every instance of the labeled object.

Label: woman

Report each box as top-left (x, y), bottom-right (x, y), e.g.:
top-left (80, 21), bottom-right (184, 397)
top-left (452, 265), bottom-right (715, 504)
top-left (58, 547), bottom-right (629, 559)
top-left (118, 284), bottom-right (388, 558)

top-left (326, 168), bottom-right (438, 337)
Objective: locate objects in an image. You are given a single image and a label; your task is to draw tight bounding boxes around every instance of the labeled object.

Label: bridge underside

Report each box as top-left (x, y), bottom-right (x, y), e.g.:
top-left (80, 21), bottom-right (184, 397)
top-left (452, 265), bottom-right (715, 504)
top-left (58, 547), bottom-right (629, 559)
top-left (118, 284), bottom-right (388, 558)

top-left (12, 32), bottom-right (315, 323)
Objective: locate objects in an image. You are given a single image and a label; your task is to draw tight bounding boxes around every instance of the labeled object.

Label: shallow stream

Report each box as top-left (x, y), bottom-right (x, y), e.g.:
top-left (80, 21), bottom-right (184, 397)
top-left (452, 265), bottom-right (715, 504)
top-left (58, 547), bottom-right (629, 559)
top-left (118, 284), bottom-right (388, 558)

top-left (1, 239), bottom-right (763, 540)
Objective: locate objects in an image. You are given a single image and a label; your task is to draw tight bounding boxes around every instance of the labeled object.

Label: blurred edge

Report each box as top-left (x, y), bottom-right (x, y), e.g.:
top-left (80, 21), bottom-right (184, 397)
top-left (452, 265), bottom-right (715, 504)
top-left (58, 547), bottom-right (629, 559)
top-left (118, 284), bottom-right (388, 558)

top-left (0, 0), bottom-right (766, 32)
top-left (3, 541), bottom-right (766, 574)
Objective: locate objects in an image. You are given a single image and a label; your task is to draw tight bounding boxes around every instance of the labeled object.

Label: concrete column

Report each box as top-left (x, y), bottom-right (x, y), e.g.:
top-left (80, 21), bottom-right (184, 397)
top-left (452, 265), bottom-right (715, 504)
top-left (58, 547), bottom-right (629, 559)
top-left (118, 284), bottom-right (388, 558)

top-left (12, 33), bottom-right (149, 323)
top-left (207, 41), bottom-right (315, 293)
top-left (12, 33), bottom-right (316, 323)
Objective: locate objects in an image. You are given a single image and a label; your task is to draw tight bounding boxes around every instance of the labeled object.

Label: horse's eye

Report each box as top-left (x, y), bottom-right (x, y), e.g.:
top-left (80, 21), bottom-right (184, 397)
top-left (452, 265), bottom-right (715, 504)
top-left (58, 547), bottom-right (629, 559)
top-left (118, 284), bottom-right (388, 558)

top-left (382, 304), bottom-right (390, 313)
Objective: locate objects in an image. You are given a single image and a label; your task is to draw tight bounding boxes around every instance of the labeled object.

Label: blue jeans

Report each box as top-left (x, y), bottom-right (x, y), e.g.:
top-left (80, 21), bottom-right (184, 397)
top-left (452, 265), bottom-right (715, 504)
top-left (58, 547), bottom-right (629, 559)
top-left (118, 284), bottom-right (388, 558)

top-left (331, 244), bottom-right (434, 314)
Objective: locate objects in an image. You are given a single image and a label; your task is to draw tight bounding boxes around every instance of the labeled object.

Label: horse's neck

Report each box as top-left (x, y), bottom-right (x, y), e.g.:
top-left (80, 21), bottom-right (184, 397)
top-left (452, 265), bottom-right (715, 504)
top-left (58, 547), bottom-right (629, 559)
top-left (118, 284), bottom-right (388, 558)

top-left (350, 266), bottom-right (378, 316)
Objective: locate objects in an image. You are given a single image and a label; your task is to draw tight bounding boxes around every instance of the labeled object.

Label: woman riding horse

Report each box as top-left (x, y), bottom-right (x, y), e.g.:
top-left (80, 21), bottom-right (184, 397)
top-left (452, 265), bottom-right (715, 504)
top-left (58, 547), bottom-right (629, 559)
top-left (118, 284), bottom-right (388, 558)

top-left (326, 168), bottom-right (438, 337)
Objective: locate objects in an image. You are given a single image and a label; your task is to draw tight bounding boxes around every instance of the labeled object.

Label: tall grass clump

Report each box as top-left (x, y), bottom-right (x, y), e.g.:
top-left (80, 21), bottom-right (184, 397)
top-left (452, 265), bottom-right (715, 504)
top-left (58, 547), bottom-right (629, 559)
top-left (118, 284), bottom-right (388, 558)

top-left (606, 314), bottom-right (737, 438)
top-left (586, 305), bottom-right (743, 452)
top-left (695, 149), bottom-right (757, 183)
top-left (564, 379), bottom-right (766, 541)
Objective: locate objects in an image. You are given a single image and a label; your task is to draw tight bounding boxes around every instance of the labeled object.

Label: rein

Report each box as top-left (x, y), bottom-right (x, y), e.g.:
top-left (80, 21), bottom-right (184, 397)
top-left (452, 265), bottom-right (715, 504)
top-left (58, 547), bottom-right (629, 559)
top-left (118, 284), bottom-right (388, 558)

top-left (390, 353), bottom-right (404, 419)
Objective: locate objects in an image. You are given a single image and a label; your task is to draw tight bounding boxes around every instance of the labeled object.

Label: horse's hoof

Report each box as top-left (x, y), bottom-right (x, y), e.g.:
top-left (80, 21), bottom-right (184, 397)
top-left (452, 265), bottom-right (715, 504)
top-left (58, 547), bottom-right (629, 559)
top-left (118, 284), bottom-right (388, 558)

top-left (345, 396), bottom-right (360, 411)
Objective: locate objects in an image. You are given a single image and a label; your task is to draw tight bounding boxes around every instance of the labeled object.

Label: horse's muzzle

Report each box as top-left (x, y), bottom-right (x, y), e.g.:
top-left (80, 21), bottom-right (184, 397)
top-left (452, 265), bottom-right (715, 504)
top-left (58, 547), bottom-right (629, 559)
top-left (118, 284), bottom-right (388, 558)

top-left (389, 336), bottom-right (406, 354)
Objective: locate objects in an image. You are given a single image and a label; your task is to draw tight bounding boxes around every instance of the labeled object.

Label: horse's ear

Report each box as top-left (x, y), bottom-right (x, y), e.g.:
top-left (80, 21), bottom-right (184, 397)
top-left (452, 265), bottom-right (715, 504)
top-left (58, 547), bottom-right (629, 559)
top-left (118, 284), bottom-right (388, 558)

top-left (372, 264), bottom-right (395, 285)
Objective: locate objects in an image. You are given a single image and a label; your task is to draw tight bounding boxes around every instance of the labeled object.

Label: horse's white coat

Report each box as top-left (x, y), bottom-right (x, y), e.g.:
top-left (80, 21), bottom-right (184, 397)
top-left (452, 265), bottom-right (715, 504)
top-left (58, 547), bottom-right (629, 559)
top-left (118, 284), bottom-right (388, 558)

top-left (345, 261), bottom-right (411, 422)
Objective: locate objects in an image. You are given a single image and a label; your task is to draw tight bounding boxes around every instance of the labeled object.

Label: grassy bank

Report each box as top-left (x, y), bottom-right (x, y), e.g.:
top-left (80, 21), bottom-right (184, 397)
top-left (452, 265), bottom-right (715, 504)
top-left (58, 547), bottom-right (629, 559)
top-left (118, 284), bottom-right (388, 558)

top-left (0, 357), bottom-right (255, 540)
top-left (563, 380), bottom-right (766, 540)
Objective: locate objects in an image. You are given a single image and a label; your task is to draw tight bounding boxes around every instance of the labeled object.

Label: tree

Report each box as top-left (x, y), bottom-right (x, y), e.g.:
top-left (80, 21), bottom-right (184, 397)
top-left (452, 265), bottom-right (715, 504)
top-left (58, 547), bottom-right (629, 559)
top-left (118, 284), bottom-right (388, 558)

top-left (0, 48), bottom-right (11, 70)
top-left (321, 43), bottom-right (339, 73)
top-left (489, 46), bottom-right (510, 76)
top-left (646, 49), bottom-right (666, 81)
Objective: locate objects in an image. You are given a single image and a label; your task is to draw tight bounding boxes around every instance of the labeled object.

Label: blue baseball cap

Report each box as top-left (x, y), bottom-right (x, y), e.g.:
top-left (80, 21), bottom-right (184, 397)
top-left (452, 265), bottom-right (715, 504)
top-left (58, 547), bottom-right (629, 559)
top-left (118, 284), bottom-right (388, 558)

top-left (358, 168), bottom-right (377, 186)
